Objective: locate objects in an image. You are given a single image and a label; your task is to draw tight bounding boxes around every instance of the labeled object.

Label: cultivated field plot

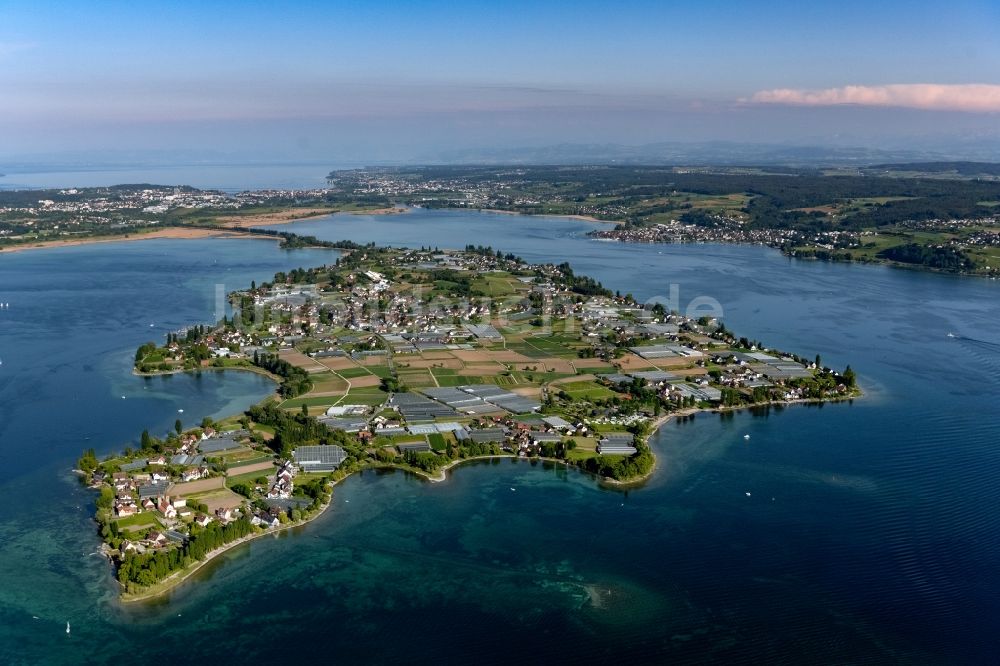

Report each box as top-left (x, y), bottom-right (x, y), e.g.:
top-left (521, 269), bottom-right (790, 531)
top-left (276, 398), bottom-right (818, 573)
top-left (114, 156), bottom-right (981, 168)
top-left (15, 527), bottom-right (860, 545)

top-left (337, 366), bottom-right (375, 379)
top-left (278, 349), bottom-right (328, 373)
top-left (456, 349), bottom-right (532, 363)
top-left (186, 488), bottom-right (246, 513)
top-left (218, 451), bottom-right (273, 468)
top-left (308, 372), bottom-right (350, 394)
top-left (279, 395), bottom-right (344, 409)
top-left (470, 274), bottom-right (524, 297)
top-left (463, 363), bottom-right (509, 374)
top-left (616, 354), bottom-right (659, 371)
top-left (650, 357), bottom-right (702, 370)
top-left (114, 513), bottom-right (164, 533)
top-left (226, 461), bottom-right (276, 477)
top-left (397, 357), bottom-right (465, 369)
top-left (555, 380), bottom-right (616, 401)
top-left (315, 356), bottom-right (358, 371)
top-left (339, 389), bottom-right (390, 406)
top-left (398, 370), bottom-right (437, 387)
top-left (347, 374), bottom-right (383, 388)
top-left (573, 358), bottom-right (618, 370)
top-left (419, 350), bottom-right (457, 360)
top-left (171, 476), bottom-right (225, 495)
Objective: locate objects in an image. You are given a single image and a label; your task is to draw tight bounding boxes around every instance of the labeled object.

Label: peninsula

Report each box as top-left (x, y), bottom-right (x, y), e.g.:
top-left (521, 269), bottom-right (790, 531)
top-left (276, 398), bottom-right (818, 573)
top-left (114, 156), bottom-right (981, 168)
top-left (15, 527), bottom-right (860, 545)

top-left (82, 244), bottom-right (859, 600)
top-left (6, 163), bottom-right (1000, 277)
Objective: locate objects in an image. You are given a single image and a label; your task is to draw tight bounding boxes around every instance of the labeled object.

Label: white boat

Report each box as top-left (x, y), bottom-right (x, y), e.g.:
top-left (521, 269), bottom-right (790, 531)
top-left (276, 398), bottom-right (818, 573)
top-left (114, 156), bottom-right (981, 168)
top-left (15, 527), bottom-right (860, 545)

top-left (66, 621), bottom-right (70, 634)
top-left (947, 332), bottom-right (955, 338)
top-left (743, 434), bottom-right (750, 440)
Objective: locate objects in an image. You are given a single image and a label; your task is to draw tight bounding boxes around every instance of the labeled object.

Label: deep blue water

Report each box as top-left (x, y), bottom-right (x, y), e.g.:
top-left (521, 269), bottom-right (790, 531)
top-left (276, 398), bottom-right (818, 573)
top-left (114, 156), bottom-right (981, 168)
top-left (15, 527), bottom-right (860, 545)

top-left (1, 209), bottom-right (999, 663)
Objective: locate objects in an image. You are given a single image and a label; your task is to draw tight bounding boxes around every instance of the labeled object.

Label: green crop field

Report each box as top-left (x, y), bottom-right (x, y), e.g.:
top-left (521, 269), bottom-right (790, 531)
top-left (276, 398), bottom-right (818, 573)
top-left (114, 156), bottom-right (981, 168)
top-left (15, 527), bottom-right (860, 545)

top-left (337, 366), bottom-right (374, 379)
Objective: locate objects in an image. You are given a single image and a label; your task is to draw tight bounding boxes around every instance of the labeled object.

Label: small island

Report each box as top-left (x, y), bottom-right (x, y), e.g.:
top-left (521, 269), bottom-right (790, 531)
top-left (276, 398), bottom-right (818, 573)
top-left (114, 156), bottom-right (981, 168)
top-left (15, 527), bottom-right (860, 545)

top-left (81, 244), bottom-right (860, 600)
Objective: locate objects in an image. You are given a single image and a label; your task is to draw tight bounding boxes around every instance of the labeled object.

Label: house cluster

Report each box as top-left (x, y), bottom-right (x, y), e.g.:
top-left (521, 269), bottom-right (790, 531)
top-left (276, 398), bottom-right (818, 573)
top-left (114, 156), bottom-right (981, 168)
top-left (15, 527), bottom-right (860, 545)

top-left (266, 460), bottom-right (296, 500)
top-left (97, 428), bottom-right (260, 553)
top-left (710, 351), bottom-right (816, 397)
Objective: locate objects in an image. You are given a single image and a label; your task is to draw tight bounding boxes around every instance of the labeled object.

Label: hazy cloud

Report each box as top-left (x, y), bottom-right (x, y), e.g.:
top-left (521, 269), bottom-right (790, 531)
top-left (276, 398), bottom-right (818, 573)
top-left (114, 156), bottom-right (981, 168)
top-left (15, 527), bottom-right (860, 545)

top-left (748, 84), bottom-right (1000, 113)
top-left (0, 41), bottom-right (36, 58)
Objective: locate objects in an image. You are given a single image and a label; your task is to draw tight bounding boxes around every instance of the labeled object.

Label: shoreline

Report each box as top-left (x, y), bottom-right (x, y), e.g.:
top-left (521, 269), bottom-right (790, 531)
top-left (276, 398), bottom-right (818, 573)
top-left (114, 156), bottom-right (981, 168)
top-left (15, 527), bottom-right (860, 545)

top-left (121, 473), bottom-right (342, 604)
top-left (114, 392), bottom-right (857, 603)
top-left (214, 205), bottom-right (407, 229)
top-left (133, 363), bottom-right (283, 384)
top-left (0, 205), bottom-right (411, 256)
top-left (0, 227), bottom-right (278, 254)
top-left (590, 233), bottom-right (998, 280)
top-left (476, 208), bottom-right (609, 224)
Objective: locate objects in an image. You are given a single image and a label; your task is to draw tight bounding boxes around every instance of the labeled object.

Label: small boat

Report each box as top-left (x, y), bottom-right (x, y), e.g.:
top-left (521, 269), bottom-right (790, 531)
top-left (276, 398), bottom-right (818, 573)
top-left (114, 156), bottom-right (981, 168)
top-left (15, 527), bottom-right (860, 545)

top-left (66, 621), bottom-right (70, 634)
top-left (510, 487), bottom-right (516, 492)
top-left (177, 409), bottom-right (184, 413)
top-left (947, 332), bottom-right (955, 338)
top-left (743, 434), bottom-right (750, 440)
top-left (745, 492), bottom-right (751, 497)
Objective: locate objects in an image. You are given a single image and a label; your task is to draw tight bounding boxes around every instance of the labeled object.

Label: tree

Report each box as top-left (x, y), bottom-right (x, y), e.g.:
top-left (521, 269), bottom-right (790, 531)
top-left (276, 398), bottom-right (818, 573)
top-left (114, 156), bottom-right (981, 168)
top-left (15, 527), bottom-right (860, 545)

top-left (843, 365), bottom-right (857, 388)
top-left (140, 430), bottom-right (152, 450)
top-left (77, 448), bottom-right (99, 474)
top-left (301, 404), bottom-right (309, 416)
top-left (174, 419), bottom-right (183, 435)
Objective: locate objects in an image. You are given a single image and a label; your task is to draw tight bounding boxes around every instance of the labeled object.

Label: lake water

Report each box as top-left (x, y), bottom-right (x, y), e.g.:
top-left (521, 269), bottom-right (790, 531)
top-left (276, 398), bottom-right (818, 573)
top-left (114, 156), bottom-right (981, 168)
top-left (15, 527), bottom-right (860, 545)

top-left (2, 208), bottom-right (999, 663)
top-left (0, 163), bottom-right (354, 192)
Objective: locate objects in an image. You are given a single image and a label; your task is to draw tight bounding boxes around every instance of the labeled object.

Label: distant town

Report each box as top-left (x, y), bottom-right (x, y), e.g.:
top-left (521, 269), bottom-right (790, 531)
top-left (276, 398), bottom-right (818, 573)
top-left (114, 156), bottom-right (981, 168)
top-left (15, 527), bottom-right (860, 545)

top-left (4, 163), bottom-right (1000, 275)
top-left (82, 244), bottom-right (859, 600)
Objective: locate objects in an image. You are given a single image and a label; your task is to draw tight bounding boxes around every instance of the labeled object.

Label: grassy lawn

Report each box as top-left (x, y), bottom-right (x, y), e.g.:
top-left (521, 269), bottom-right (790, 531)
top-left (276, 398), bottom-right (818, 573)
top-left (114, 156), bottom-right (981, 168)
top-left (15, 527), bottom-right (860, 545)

top-left (114, 512), bottom-right (163, 532)
top-left (511, 370), bottom-right (575, 385)
top-left (225, 470), bottom-right (271, 487)
top-left (471, 275), bottom-right (518, 297)
top-left (558, 380), bottom-right (616, 401)
top-left (224, 454), bottom-right (274, 469)
top-left (279, 395), bottom-right (343, 409)
top-left (564, 449), bottom-right (599, 462)
top-left (427, 432), bottom-right (447, 451)
top-left (367, 364), bottom-right (395, 378)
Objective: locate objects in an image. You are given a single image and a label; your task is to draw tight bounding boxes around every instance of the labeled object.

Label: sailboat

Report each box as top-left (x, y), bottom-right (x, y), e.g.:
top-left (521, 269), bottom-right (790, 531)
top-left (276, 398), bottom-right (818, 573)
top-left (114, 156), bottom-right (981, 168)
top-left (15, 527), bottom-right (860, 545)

top-left (66, 621), bottom-right (70, 634)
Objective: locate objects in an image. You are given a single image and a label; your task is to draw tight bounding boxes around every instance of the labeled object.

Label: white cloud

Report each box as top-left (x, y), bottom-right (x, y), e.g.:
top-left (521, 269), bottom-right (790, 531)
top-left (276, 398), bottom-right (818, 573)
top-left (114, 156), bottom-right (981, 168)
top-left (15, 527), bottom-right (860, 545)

top-left (747, 84), bottom-right (1000, 113)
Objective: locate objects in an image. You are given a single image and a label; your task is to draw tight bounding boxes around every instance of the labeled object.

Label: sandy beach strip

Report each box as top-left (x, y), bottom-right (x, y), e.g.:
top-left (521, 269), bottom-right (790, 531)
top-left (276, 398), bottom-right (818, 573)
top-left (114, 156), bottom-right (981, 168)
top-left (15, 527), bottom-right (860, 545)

top-left (0, 227), bottom-right (277, 254)
top-left (215, 205), bottom-right (408, 229)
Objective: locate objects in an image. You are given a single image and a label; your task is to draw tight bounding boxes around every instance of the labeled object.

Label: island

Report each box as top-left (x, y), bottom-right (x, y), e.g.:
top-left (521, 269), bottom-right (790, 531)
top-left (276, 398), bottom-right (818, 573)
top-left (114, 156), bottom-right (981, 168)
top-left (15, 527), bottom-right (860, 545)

top-left (80, 243), bottom-right (860, 600)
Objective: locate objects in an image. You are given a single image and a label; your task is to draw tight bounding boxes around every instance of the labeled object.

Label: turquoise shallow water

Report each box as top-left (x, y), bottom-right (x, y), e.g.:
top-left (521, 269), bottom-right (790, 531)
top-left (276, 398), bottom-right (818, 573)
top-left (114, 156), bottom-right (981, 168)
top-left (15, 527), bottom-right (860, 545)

top-left (2, 210), bottom-right (999, 663)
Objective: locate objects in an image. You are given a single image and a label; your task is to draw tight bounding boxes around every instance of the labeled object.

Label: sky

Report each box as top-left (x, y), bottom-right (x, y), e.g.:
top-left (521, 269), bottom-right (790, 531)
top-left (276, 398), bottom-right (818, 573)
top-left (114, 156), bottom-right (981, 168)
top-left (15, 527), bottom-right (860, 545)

top-left (1, 0), bottom-right (999, 163)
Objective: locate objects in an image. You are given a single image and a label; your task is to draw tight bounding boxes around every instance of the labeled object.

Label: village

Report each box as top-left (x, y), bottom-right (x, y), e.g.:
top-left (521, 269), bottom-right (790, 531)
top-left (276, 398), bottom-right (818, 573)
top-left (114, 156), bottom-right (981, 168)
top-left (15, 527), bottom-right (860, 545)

top-left (86, 244), bottom-right (859, 598)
